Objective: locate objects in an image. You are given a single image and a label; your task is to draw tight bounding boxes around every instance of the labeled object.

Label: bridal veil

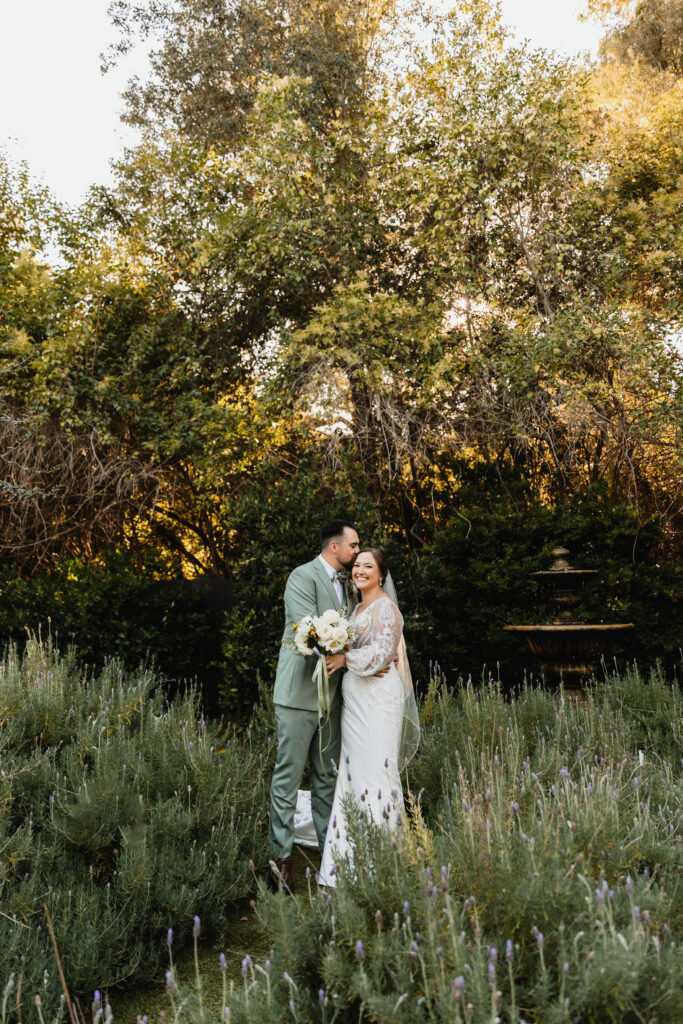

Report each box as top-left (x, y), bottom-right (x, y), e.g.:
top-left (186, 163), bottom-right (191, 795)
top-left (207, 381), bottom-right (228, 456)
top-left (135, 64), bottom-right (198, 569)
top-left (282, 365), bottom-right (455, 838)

top-left (383, 571), bottom-right (420, 767)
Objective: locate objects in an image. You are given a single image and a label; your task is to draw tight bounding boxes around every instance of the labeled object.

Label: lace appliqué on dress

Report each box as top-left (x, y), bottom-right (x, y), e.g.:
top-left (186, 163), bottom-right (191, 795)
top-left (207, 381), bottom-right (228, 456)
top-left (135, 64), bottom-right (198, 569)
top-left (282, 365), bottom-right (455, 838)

top-left (344, 597), bottom-right (403, 677)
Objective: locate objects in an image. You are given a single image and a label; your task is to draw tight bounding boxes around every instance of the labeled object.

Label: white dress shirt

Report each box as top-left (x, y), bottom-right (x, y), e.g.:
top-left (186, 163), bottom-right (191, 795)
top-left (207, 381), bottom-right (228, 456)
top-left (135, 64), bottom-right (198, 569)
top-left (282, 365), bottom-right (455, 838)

top-left (318, 553), bottom-right (344, 606)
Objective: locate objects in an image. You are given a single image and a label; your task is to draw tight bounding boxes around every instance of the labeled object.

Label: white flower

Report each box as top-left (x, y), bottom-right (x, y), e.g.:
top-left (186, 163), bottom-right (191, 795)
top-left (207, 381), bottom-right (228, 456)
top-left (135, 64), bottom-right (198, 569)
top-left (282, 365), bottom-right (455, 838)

top-left (316, 622), bottom-right (334, 644)
top-left (293, 616), bottom-right (315, 655)
top-left (331, 625), bottom-right (348, 645)
top-left (320, 608), bottom-right (340, 625)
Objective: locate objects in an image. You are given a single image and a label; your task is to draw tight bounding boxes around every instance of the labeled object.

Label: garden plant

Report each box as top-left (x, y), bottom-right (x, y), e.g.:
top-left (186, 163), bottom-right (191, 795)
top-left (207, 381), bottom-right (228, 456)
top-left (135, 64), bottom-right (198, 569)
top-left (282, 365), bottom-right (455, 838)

top-left (0, 635), bottom-right (271, 1014)
top-left (144, 667), bottom-right (681, 1024)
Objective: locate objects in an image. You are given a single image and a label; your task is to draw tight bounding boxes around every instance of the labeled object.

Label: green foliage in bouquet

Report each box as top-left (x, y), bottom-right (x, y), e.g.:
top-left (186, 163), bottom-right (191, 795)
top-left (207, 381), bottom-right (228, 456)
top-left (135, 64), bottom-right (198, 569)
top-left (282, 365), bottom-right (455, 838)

top-left (0, 636), bottom-right (273, 1012)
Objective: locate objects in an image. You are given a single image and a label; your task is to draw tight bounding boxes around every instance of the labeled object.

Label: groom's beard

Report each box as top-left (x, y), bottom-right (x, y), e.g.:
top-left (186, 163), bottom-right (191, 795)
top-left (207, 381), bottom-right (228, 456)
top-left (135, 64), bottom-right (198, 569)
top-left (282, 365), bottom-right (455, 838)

top-left (341, 555), bottom-right (357, 571)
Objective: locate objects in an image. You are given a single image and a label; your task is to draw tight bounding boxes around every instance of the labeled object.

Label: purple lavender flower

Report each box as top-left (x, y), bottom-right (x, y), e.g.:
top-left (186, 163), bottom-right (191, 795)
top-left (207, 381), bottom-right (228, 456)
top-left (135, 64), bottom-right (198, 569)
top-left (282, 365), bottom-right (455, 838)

top-left (563, 962), bottom-right (569, 978)
top-left (219, 954), bottom-right (227, 973)
top-left (167, 928), bottom-right (173, 946)
top-left (559, 767), bottom-right (569, 780)
top-left (488, 946), bottom-right (497, 964)
top-left (454, 976), bottom-right (465, 1000)
top-left (506, 939), bottom-right (514, 963)
top-left (241, 955), bottom-right (252, 977)
top-left (165, 971), bottom-right (175, 996)
top-left (318, 990), bottom-right (325, 1006)
top-left (403, 901), bottom-right (410, 916)
top-left (192, 916), bottom-right (201, 939)
top-left (488, 962), bottom-right (496, 986)
top-left (355, 940), bottom-right (364, 961)
top-left (533, 927), bottom-right (544, 950)
top-left (264, 959), bottom-right (271, 974)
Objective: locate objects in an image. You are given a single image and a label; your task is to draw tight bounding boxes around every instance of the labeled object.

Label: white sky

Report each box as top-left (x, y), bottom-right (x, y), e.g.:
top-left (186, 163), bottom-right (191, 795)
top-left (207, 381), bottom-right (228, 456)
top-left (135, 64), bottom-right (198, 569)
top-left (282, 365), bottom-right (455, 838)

top-left (0, 1), bottom-right (605, 207)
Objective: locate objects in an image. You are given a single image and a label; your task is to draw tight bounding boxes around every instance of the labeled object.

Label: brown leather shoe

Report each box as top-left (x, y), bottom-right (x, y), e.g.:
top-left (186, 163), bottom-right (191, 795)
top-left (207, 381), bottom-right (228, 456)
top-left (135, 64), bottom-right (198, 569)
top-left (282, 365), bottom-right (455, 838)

top-left (273, 856), bottom-right (294, 893)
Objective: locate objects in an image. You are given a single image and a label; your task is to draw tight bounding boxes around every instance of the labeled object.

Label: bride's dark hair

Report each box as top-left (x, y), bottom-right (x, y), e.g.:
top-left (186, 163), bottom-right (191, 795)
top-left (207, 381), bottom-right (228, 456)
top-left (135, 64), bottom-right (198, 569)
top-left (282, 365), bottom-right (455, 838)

top-left (355, 547), bottom-right (389, 586)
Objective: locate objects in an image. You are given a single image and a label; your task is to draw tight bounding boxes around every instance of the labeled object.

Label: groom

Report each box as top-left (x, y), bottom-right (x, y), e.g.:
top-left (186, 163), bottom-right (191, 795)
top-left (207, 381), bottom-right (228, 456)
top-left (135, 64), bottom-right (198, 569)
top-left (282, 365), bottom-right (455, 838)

top-left (268, 519), bottom-right (360, 890)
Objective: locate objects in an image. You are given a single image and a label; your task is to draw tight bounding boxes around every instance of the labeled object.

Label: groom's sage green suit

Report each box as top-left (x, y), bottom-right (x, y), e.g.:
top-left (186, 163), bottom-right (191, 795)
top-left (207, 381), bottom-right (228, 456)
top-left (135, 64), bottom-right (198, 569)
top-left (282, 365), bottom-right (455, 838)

top-left (269, 556), bottom-right (352, 857)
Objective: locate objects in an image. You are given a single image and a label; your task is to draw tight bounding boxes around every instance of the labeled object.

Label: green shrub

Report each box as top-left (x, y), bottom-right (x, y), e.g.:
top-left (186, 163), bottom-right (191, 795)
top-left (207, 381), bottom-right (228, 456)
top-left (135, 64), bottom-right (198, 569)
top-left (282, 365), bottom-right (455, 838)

top-left (0, 636), bottom-right (273, 1013)
top-left (160, 669), bottom-right (681, 1024)
top-left (10, 666), bottom-right (682, 1022)
top-left (221, 480), bottom-right (683, 719)
top-left (398, 496), bottom-right (683, 691)
top-left (0, 549), bottom-right (228, 711)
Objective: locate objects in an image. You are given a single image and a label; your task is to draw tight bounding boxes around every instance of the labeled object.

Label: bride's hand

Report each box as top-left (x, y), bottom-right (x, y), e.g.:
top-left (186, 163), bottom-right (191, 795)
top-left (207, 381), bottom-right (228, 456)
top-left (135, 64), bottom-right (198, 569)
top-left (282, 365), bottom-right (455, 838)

top-left (326, 653), bottom-right (346, 674)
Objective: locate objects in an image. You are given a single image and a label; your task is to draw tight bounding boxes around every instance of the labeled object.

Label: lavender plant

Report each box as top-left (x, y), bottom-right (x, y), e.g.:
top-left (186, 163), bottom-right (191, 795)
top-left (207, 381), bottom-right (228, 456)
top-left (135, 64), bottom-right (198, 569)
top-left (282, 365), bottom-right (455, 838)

top-left (6, 662), bottom-right (682, 1023)
top-left (169, 668), bottom-right (681, 1023)
top-left (0, 636), bottom-right (272, 1017)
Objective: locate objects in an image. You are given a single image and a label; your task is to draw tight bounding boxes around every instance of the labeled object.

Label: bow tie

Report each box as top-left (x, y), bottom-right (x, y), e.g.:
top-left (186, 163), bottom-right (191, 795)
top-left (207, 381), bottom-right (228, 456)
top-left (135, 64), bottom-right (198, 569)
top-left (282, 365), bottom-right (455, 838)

top-left (334, 571), bottom-right (350, 584)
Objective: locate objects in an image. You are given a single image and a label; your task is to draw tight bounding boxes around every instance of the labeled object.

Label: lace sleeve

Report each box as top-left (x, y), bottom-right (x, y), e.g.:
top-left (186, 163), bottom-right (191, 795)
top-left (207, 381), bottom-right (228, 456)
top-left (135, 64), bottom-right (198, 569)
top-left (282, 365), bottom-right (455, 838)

top-left (345, 598), bottom-right (403, 676)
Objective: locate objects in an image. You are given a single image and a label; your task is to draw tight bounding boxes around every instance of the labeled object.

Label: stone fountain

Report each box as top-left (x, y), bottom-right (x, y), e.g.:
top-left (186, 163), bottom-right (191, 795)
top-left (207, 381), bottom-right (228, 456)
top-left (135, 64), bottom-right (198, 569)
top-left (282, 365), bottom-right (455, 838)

top-left (504, 546), bottom-right (634, 698)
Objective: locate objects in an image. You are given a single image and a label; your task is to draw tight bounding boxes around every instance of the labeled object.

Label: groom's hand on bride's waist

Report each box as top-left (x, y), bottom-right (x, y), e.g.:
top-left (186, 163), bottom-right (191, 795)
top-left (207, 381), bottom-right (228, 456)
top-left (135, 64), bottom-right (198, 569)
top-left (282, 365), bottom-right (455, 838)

top-left (375, 654), bottom-right (399, 677)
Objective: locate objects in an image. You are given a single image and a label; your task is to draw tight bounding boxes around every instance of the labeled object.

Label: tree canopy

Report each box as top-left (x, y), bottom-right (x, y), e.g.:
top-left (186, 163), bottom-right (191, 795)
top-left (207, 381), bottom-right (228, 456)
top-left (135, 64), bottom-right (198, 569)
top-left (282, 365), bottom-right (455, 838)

top-left (1, 0), bottom-right (682, 608)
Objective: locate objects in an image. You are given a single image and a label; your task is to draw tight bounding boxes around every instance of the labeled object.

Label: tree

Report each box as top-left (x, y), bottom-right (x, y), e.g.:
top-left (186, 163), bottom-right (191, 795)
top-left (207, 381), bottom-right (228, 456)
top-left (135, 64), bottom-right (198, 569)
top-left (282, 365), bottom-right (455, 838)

top-left (587, 0), bottom-right (683, 76)
top-left (105, 0), bottom-right (413, 143)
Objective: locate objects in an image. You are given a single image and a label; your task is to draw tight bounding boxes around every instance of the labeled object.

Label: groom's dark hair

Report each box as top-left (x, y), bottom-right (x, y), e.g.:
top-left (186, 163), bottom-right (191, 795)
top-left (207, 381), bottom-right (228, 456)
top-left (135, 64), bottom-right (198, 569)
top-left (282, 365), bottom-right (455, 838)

top-left (321, 519), bottom-right (358, 550)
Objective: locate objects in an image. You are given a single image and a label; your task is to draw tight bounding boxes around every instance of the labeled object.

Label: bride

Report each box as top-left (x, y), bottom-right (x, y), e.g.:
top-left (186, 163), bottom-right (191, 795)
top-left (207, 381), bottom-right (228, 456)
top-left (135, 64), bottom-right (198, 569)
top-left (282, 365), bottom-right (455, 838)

top-left (317, 547), bottom-right (419, 888)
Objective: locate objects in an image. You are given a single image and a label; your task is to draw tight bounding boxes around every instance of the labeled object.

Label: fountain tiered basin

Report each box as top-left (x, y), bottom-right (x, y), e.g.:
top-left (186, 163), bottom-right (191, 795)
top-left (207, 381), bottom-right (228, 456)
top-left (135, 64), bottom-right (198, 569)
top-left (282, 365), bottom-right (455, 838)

top-left (504, 546), bottom-right (633, 697)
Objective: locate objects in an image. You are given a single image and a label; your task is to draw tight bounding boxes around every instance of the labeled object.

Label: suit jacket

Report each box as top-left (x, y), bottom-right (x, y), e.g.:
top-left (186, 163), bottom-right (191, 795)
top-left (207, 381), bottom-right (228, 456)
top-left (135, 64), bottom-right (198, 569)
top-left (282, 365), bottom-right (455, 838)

top-left (273, 557), bottom-right (352, 711)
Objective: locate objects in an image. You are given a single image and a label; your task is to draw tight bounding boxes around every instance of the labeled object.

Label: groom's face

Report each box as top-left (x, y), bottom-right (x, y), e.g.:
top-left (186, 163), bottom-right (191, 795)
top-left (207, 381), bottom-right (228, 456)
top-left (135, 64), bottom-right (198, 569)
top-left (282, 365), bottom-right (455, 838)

top-left (334, 527), bottom-right (360, 571)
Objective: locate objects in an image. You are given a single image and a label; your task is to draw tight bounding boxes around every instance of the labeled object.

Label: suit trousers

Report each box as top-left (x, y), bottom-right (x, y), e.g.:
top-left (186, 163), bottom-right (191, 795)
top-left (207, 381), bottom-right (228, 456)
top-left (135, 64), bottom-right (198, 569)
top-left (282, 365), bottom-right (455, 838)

top-left (268, 697), bottom-right (342, 858)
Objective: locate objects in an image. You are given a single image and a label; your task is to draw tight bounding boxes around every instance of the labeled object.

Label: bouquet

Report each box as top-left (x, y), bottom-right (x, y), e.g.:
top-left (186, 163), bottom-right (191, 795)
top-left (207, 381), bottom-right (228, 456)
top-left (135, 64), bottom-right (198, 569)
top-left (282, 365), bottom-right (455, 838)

top-left (288, 608), bottom-right (355, 725)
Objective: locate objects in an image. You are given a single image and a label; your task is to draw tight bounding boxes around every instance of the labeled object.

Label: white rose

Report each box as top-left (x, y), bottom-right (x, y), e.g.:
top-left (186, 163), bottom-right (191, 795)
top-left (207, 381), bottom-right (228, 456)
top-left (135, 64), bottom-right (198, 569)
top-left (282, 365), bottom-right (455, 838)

top-left (320, 608), bottom-right (339, 624)
top-left (331, 625), bottom-right (348, 645)
top-left (316, 622), bottom-right (334, 644)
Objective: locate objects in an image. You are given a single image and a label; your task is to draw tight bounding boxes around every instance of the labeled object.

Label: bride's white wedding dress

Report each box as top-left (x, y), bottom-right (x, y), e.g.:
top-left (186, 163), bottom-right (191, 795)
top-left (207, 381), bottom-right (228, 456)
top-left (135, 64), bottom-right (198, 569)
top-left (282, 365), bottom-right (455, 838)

top-left (318, 595), bottom-right (405, 888)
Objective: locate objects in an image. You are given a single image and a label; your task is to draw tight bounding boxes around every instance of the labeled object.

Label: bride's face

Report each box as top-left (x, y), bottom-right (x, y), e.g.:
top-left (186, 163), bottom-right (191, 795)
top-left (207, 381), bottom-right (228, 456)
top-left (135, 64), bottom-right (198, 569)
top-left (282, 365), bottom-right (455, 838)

top-left (352, 552), bottom-right (381, 593)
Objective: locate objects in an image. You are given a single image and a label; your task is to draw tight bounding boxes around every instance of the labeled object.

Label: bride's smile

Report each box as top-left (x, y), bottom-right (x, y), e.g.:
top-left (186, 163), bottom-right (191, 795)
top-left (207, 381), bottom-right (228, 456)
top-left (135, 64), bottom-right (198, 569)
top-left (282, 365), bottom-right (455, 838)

top-left (352, 554), bottom-right (382, 596)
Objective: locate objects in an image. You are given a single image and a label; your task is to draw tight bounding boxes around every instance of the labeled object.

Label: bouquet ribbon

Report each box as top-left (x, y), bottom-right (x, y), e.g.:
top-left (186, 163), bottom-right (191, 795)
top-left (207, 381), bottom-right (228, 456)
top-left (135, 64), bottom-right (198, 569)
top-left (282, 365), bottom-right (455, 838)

top-left (313, 652), bottom-right (331, 722)
top-left (312, 652), bottom-right (332, 774)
